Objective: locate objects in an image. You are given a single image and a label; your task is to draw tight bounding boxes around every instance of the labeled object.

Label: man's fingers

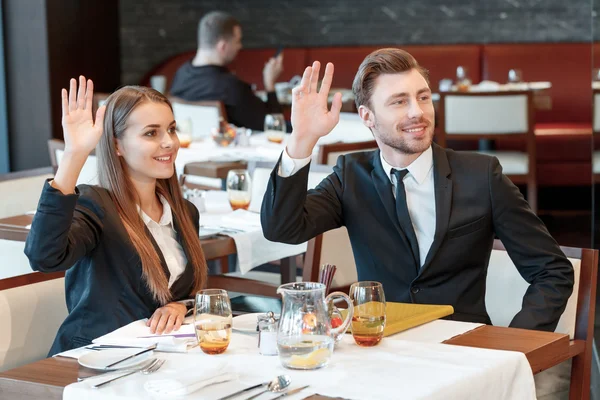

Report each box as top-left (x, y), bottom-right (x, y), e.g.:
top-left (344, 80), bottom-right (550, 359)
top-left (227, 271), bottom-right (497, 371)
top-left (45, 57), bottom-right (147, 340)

top-left (299, 65), bottom-right (312, 93)
top-left (319, 63), bottom-right (335, 98)
top-left (329, 92), bottom-right (343, 118)
top-left (309, 61), bottom-right (320, 94)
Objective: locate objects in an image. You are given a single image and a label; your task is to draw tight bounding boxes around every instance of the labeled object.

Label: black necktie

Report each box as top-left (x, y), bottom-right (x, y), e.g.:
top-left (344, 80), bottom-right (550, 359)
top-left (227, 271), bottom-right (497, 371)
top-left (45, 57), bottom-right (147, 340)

top-left (391, 169), bottom-right (420, 268)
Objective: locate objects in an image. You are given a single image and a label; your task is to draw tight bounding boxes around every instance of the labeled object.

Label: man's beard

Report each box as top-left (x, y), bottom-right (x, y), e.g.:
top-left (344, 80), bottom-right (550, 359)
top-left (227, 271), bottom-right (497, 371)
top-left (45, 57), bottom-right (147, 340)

top-left (373, 116), bottom-right (433, 155)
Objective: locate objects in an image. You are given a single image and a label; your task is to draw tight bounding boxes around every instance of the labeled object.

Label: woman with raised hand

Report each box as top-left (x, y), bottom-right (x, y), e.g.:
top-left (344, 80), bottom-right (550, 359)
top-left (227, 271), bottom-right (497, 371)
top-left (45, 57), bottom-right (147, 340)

top-left (25, 76), bottom-right (207, 355)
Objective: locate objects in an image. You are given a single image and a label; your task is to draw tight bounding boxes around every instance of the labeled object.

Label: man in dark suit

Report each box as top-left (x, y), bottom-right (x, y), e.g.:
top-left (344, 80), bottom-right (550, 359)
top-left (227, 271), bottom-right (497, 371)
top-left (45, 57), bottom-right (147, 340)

top-left (261, 48), bottom-right (573, 332)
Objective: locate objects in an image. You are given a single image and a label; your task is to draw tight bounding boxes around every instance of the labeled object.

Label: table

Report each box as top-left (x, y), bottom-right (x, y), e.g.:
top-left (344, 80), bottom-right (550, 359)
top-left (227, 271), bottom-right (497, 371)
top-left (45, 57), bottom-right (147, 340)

top-left (0, 325), bottom-right (568, 400)
top-left (0, 214), bottom-right (298, 284)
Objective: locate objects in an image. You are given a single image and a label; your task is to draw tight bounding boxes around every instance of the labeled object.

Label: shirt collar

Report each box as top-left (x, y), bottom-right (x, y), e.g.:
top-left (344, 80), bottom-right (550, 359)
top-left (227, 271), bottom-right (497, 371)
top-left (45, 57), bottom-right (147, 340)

top-left (379, 146), bottom-right (433, 185)
top-left (138, 195), bottom-right (174, 228)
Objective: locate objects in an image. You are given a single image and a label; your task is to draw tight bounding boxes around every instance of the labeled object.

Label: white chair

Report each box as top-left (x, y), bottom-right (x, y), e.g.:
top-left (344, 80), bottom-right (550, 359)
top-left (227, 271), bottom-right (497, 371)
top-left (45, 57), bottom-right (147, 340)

top-left (248, 162), bottom-right (333, 213)
top-left (438, 91), bottom-right (537, 212)
top-left (56, 150), bottom-right (98, 186)
top-left (317, 140), bottom-right (378, 166)
top-left (170, 98), bottom-right (225, 140)
top-left (485, 239), bottom-right (597, 399)
top-left (0, 168), bottom-right (54, 219)
top-left (0, 272), bottom-right (67, 372)
top-left (317, 112), bottom-right (373, 150)
top-left (592, 90), bottom-right (600, 180)
top-left (48, 140), bottom-right (97, 186)
top-left (0, 240), bottom-right (34, 280)
top-left (303, 226), bottom-right (357, 290)
top-left (486, 243), bottom-right (580, 339)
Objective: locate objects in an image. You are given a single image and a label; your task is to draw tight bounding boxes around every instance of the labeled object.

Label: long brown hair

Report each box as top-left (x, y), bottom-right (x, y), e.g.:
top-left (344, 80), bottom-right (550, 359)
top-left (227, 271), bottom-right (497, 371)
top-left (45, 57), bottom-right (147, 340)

top-left (97, 86), bottom-right (207, 305)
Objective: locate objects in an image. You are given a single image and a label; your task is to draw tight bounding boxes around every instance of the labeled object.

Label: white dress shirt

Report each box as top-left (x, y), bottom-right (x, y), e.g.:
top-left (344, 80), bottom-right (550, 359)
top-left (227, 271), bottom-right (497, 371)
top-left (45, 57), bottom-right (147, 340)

top-left (280, 146), bottom-right (436, 267)
top-left (139, 195), bottom-right (187, 288)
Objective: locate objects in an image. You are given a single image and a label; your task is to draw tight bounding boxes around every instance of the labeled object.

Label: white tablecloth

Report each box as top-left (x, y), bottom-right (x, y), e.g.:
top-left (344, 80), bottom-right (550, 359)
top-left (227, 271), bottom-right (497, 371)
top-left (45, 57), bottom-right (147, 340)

top-left (201, 191), bottom-right (306, 274)
top-left (63, 320), bottom-right (535, 400)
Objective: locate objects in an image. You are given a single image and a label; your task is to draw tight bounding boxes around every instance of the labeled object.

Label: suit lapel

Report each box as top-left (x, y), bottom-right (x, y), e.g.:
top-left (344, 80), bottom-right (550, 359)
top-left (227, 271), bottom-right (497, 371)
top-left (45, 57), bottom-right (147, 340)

top-left (370, 151), bottom-right (419, 271)
top-left (421, 144), bottom-right (452, 272)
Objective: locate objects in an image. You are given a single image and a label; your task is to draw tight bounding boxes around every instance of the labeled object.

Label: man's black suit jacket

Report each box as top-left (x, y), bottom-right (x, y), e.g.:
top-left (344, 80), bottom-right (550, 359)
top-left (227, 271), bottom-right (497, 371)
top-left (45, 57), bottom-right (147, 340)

top-left (261, 143), bottom-right (574, 331)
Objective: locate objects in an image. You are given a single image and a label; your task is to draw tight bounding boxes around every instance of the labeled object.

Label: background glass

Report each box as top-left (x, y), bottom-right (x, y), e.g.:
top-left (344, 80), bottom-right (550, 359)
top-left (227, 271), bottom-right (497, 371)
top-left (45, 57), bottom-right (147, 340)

top-left (226, 169), bottom-right (252, 211)
top-left (264, 113), bottom-right (286, 143)
top-left (349, 281), bottom-right (386, 347)
top-left (194, 289), bottom-right (232, 355)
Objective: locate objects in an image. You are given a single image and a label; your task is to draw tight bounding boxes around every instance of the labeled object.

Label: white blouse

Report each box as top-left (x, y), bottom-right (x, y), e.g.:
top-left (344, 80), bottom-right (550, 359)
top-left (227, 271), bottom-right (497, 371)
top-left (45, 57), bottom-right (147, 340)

top-left (139, 195), bottom-right (187, 288)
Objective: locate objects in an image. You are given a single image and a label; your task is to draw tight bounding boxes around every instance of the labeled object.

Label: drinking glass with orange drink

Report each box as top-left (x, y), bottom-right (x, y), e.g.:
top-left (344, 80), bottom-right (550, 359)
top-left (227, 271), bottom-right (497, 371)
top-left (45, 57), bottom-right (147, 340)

top-left (349, 281), bottom-right (386, 347)
top-left (226, 169), bottom-right (252, 210)
top-left (194, 289), bottom-right (232, 355)
top-left (264, 113), bottom-right (286, 143)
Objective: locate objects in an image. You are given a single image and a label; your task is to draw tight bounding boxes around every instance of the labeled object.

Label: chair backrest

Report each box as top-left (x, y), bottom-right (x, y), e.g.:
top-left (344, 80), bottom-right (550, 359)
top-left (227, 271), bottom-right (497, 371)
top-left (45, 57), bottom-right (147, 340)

top-left (48, 140), bottom-right (98, 185)
top-left (247, 161), bottom-right (333, 213)
top-left (485, 240), bottom-right (597, 343)
top-left (92, 92), bottom-right (111, 118)
top-left (593, 90), bottom-right (600, 134)
top-left (437, 91), bottom-right (535, 147)
top-left (0, 272), bottom-right (67, 372)
top-left (0, 240), bottom-right (33, 280)
top-left (317, 140), bottom-right (378, 166)
top-left (0, 168), bottom-right (54, 219)
top-left (303, 227), bottom-right (357, 290)
top-left (318, 113), bottom-right (373, 149)
top-left (170, 98), bottom-right (227, 140)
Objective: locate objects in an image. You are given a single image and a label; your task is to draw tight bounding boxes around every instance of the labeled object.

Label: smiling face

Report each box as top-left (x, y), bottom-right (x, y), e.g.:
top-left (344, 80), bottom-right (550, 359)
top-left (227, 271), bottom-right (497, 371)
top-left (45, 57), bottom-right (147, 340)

top-left (360, 69), bottom-right (435, 157)
top-left (115, 101), bottom-right (179, 183)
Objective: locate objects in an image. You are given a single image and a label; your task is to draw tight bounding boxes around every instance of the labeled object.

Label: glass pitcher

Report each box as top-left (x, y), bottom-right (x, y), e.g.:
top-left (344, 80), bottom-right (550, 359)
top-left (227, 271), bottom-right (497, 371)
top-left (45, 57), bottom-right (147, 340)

top-left (276, 282), bottom-right (354, 370)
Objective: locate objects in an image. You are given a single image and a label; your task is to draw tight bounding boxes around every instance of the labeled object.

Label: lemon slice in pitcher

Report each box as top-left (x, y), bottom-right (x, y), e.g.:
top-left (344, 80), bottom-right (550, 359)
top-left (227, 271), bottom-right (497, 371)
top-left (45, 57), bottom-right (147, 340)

top-left (288, 347), bottom-right (331, 369)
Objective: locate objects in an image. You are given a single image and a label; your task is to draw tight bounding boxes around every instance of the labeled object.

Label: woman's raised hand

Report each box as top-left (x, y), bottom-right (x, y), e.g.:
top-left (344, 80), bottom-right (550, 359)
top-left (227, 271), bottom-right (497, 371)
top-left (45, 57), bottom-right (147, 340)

top-left (61, 76), bottom-right (106, 156)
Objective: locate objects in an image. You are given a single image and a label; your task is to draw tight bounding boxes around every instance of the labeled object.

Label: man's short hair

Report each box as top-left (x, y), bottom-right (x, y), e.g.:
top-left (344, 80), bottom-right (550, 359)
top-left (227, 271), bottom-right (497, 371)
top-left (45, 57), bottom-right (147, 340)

top-left (198, 11), bottom-right (240, 49)
top-left (352, 48), bottom-right (430, 109)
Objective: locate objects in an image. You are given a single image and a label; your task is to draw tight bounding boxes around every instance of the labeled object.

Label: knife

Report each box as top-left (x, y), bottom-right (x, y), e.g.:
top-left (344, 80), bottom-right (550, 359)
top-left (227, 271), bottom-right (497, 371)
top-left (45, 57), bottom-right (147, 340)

top-left (105, 343), bottom-right (157, 368)
top-left (271, 385), bottom-right (310, 399)
top-left (215, 381), bottom-right (268, 400)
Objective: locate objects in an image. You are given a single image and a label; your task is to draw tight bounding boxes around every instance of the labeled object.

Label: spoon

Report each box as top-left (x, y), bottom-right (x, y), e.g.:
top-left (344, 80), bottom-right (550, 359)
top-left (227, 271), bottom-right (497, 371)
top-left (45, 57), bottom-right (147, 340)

top-left (244, 375), bottom-right (292, 400)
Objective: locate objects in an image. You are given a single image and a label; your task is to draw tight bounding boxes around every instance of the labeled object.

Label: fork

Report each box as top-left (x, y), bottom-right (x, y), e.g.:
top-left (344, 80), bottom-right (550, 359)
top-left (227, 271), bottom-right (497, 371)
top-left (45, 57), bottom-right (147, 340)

top-left (90, 358), bottom-right (164, 388)
top-left (78, 358), bottom-right (159, 382)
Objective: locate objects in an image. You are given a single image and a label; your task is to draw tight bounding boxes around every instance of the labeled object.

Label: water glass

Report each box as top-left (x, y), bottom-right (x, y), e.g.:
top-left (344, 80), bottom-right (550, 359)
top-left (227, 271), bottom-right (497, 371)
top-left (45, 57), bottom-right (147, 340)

top-left (349, 281), bottom-right (386, 347)
top-left (194, 289), bottom-right (232, 355)
top-left (226, 169), bottom-right (252, 211)
top-left (264, 113), bottom-right (286, 143)
top-left (508, 69), bottom-right (523, 83)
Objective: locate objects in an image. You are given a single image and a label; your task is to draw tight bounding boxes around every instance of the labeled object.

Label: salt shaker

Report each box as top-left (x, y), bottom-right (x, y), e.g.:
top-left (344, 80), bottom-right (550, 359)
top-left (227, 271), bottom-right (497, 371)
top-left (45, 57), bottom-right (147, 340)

top-left (258, 311), bottom-right (279, 356)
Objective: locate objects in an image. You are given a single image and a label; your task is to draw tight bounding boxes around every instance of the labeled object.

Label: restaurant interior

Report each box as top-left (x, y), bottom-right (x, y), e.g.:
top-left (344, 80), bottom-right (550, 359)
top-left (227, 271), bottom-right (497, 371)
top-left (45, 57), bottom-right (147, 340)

top-left (1, 0), bottom-right (600, 399)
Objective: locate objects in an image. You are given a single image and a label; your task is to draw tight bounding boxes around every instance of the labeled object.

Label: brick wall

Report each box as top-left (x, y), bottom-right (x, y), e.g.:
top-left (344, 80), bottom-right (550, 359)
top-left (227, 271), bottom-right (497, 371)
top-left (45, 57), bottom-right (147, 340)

top-left (119, 0), bottom-right (591, 84)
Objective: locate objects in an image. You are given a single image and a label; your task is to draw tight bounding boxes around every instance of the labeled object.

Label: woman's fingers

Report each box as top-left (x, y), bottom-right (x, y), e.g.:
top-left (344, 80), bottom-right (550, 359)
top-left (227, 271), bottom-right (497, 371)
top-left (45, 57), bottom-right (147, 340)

top-left (94, 105), bottom-right (106, 129)
top-left (68, 79), bottom-right (77, 112)
top-left (76, 76), bottom-right (86, 110)
top-left (163, 314), bottom-right (178, 334)
top-left (85, 79), bottom-right (94, 111)
top-left (61, 89), bottom-right (69, 118)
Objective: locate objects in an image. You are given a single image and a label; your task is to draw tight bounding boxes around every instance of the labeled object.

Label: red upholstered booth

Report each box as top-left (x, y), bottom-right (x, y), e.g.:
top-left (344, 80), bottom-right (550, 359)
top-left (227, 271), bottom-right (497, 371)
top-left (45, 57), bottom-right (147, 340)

top-left (482, 43), bottom-right (592, 125)
top-left (142, 43), bottom-right (594, 187)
